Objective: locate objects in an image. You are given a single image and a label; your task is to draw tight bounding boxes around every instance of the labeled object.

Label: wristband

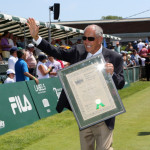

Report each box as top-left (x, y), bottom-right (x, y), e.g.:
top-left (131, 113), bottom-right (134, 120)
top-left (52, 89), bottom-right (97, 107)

top-left (33, 77), bottom-right (36, 80)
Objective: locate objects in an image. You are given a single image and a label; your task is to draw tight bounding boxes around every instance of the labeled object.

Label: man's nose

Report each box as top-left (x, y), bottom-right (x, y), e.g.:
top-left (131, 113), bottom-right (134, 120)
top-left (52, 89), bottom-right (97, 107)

top-left (84, 38), bottom-right (90, 43)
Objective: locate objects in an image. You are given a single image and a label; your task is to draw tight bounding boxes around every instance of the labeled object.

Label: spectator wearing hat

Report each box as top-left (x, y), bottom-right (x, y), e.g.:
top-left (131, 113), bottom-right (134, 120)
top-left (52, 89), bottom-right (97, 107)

top-left (8, 47), bottom-right (18, 71)
top-left (1, 31), bottom-right (12, 60)
top-left (75, 39), bottom-right (82, 45)
top-left (26, 43), bottom-right (37, 76)
top-left (36, 54), bottom-right (52, 79)
top-left (77, 39), bottom-right (82, 44)
top-left (4, 69), bottom-right (15, 84)
top-left (130, 49), bottom-right (141, 66)
top-left (127, 52), bottom-right (136, 67)
top-left (133, 41), bottom-right (138, 51)
top-left (15, 49), bottom-right (39, 84)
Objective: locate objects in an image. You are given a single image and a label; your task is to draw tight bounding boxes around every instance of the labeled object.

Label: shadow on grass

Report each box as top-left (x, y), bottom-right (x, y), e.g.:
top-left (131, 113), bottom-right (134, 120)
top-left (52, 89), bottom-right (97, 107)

top-left (138, 132), bottom-right (150, 136)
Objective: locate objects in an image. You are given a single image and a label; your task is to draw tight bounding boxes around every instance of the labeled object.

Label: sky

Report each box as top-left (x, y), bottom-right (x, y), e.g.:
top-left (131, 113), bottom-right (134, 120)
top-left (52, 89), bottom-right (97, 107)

top-left (0, 0), bottom-right (150, 23)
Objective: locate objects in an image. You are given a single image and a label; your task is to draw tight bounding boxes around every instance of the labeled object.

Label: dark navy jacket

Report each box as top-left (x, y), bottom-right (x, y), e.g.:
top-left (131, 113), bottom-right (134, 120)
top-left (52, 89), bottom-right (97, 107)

top-left (37, 39), bottom-right (125, 130)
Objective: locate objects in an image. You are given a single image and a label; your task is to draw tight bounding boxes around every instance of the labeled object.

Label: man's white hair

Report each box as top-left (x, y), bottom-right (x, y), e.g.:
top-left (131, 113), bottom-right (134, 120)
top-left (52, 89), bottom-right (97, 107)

top-left (84, 25), bottom-right (103, 37)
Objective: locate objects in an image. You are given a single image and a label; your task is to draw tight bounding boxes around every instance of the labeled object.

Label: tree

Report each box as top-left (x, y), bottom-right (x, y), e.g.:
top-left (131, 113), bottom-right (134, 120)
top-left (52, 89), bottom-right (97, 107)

top-left (101, 15), bottom-right (123, 20)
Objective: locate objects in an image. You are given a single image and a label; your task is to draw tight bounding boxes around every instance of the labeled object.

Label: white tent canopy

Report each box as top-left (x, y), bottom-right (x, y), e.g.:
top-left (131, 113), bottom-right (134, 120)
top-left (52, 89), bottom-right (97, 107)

top-left (0, 13), bottom-right (121, 40)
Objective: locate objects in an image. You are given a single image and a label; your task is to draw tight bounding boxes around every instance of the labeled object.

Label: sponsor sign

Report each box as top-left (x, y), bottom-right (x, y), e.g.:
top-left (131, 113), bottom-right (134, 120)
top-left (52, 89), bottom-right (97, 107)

top-left (0, 81), bottom-right (39, 135)
top-left (26, 77), bottom-right (62, 118)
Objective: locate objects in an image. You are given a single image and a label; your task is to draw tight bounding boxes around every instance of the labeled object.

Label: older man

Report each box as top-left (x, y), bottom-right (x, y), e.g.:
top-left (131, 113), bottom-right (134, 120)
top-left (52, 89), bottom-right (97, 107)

top-left (27, 18), bottom-right (124, 150)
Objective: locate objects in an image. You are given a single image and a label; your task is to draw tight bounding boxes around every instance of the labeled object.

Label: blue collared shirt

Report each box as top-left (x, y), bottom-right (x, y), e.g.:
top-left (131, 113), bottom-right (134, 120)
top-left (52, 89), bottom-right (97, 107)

top-left (15, 59), bottom-right (29, 82)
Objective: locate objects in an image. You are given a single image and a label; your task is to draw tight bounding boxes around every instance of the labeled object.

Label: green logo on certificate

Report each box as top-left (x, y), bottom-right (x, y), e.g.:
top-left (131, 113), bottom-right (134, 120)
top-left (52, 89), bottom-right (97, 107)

top-left (95, 99), bottom-right (105, 110)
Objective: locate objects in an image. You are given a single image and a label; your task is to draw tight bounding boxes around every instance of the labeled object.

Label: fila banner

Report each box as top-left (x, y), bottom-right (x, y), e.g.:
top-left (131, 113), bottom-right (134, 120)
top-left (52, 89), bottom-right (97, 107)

top-left (0, 81), bottom-right (39, 135)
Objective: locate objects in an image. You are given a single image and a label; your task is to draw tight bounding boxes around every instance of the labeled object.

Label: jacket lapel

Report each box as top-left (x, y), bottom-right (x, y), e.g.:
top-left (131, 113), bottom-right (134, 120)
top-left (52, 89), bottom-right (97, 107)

top-left (102, 47), bottom-right (110, 62)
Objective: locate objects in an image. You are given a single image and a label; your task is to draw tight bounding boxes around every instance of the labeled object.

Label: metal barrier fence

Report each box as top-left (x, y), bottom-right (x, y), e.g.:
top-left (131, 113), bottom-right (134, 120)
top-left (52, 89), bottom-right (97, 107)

top-left (124, 66), bottom-right (140, 83)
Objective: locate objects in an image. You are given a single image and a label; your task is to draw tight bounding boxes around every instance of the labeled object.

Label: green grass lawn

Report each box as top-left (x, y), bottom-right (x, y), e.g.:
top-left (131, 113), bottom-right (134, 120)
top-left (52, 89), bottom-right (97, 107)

top-left (0, 81), bottom-right (150, 150)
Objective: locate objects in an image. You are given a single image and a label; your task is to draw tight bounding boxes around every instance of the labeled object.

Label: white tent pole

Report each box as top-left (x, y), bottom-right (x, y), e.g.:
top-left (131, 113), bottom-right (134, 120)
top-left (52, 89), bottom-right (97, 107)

top-left (23, 23), bottom-right (26, 48)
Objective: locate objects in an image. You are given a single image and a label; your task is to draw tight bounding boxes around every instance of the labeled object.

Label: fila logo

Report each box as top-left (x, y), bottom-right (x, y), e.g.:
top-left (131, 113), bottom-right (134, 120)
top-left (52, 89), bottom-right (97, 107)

top-left (9, 95), bottom-right (32, 115)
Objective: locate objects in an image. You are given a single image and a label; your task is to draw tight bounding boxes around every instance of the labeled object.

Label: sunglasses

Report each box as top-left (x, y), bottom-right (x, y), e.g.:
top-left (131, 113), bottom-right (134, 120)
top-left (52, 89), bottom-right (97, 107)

top-left (82, 36), bottom-right (95, 41)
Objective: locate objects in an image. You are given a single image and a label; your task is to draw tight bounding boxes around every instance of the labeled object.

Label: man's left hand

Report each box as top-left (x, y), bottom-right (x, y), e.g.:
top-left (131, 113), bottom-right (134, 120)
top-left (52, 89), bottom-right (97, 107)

top-left (105, 63), bottom-right (114, 75)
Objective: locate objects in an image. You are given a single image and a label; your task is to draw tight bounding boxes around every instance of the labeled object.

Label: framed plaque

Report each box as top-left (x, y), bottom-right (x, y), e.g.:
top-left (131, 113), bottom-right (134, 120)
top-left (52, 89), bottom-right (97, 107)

top-left (58, 53), bottom-right (125, 130)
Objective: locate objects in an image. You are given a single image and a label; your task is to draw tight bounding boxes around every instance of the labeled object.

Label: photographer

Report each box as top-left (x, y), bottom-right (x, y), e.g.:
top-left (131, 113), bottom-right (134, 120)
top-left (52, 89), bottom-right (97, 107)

top-left (46, 55), bottom-right (62, 77)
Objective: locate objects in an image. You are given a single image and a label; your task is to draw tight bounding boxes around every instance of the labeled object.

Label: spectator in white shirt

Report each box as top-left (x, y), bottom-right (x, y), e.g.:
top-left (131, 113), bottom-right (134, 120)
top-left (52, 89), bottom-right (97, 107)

top-left (36, 54), bottom-right (52, 79)
top-left (26, 43), bottom-right (37, 76)
top-left (8, 47), bottom-right (18, 71)
top-left (46, 56), bottom-right (62, 77)
top-left (4, 69), bottom-right (15, 84)
top-left (8, 33), bottom-right (15, 47)
top-left (137, 39), bottom-right (145, 53)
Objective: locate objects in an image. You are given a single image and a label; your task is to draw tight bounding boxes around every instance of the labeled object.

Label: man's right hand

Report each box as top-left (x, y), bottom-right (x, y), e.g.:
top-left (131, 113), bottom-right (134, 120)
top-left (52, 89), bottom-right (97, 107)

top-left (26, 18), bottom-right (39, 41)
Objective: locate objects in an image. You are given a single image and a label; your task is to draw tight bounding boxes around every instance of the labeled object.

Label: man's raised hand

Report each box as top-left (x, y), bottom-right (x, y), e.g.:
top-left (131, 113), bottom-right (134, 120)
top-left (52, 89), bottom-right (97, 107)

top-left (26, 18), bottom-right (39, 41)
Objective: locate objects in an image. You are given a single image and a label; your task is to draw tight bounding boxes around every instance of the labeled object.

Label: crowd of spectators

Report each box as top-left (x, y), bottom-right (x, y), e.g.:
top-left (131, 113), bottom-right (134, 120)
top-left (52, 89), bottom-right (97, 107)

top-left (0, 31), bottom-right (81, 84)
top-left (0, 30), bottom-right (150, 83)
top-left (107, 39), bottom-right (150, 67)
top-left (108, 39), bottom-right (150, 81)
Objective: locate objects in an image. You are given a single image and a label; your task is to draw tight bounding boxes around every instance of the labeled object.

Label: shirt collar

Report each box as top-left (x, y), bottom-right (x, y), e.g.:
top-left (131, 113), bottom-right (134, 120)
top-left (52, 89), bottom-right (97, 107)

top-left (86, 45), bottom-right (103, 59)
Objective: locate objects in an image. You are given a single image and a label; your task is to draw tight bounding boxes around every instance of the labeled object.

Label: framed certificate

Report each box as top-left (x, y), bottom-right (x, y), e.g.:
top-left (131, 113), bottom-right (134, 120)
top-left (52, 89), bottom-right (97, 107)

top-left (58, 53), bottom-right (125, 130)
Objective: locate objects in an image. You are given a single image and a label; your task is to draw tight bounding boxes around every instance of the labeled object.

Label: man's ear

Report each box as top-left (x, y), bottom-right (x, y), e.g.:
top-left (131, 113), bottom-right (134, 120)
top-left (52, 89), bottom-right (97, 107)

top-left (98, 37), bottom-right (103, 45)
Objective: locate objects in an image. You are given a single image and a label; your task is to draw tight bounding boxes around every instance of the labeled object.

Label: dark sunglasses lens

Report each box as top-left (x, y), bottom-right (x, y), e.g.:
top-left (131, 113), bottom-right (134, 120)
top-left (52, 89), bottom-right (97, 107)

top-left (88, 37), bottom-right (95, 41)
top-left (82, 36), bottom-right (95, 41)
top-left (82, 36), bottom-right (86, 40)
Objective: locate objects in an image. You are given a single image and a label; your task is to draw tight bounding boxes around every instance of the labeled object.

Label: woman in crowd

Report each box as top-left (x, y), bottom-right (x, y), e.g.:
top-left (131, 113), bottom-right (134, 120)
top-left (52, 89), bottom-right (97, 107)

top-left (125, 42), bottom-right (133, 52)
top-left (139, 46), bottom-right (148, 57)
top-left (36, 54), bottom-right (52, 79)
top-left (130, 49), bottom-right (141, 66)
